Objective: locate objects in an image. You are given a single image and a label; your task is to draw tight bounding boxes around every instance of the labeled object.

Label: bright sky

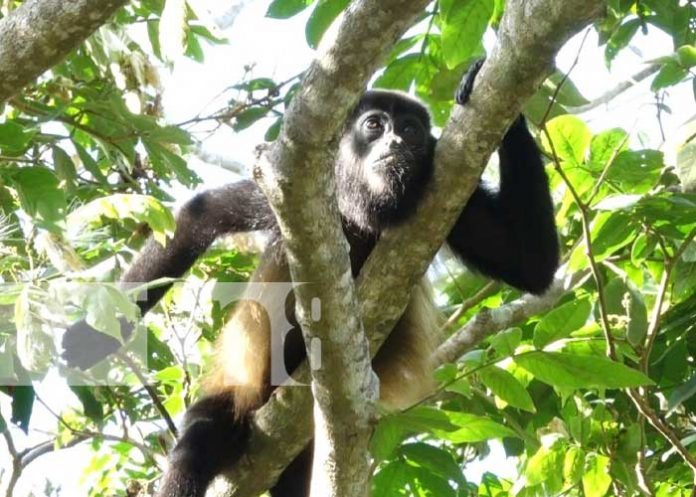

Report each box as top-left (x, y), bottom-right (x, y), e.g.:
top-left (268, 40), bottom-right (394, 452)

top-left (1, 1), bottom-right (694, 495)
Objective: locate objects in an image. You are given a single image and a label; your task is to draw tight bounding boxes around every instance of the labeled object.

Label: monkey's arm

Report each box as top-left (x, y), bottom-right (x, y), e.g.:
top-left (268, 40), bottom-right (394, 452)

top-left (122, 180), bottom-right (275, 313)
top-left (62, 180), bottom-right (276, 369)
top-left (446, 117), bottom-right (559, 295)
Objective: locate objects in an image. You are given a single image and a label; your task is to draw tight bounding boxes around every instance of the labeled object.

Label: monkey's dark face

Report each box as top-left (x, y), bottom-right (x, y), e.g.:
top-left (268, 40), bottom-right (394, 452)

top-left (336, 91), bottom-right (435, 234)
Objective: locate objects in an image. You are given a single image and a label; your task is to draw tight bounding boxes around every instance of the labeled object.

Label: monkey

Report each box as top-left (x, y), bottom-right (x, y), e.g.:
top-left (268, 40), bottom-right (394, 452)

top-left (61, 60), bottom-right (559, 497)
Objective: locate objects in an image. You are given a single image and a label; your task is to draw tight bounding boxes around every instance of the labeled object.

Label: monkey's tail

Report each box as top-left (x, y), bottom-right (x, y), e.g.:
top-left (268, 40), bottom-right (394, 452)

top-left (156, 394), bottom-right (249, 497)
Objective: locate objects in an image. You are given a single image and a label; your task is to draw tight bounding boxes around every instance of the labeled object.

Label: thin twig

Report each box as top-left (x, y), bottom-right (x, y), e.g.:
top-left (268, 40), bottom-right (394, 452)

top-left (1, 428), bottom-right (21, 497)
top-left (441, 280), bottom-right (500, 330)
top-left (569, 63), bottom-right (661, 114)
top-left (117, 352), bottom-right (178, 438)
top-left (542, 124), bottom-right (616, 358)
top-left (539, 27), bottom-right (591, 127)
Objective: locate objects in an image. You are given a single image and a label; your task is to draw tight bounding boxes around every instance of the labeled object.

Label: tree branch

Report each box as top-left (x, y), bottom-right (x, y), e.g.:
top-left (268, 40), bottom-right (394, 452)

top-left (211, 1), bottom-right (606, 496)
top-left (0, 0), bottom-right (128, 104)
top-left (252, 1), bottom-right (431, 496)
top-left (433, 269), bottom-right (589, 366)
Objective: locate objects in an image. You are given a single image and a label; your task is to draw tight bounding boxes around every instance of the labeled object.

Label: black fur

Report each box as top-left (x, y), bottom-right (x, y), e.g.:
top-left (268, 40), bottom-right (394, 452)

top-left (61, 63), bottom-right (559, 497)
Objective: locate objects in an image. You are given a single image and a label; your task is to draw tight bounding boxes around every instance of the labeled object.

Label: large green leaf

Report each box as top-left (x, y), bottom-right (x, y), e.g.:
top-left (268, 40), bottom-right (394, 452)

top-left (12, 167), bottom-right (67, 232)
top-left (0, 121), bottom-right (36, 156)
top-left (305, 0), bottom-right (350, 49)
top-left (479, 365), bottom-right (536, 412)
top-left (543, 115), bottom-right (592, 167)
top-left (582, 454), bottom-right (612, 497)
top-left (434, 411), bottom-right (518, 443)
top-left (534, 296), bottom-right (592, 348)
top-left (514, 351), bottom-right (654, 389)
top-left (439, 0), bottom-right (492, 69)
top-left (267, 0), bottom-right (314, 19)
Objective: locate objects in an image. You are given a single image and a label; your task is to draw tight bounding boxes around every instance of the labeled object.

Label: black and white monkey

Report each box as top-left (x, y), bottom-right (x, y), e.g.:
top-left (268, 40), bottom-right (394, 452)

top-left (62, 62), bottom-right (559, 497)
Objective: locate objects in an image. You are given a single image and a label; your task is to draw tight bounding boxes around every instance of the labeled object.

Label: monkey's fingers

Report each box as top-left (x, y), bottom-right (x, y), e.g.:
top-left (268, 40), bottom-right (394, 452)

top-left (455, 57), bottom-right (486, 106)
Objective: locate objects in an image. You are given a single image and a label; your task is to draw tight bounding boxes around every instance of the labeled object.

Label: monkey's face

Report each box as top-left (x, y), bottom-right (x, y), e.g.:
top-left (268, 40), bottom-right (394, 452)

top-left (336, 92), bottom-right (435, 233)
top-left (353, 110), bottom-right (430, 194)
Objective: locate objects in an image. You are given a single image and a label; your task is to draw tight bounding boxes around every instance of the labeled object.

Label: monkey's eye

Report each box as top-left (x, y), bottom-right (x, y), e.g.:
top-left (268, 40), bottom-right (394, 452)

top-left (401, 121), bottom-right (423, 143)
top-left (363, 116), bottom-right (383, 132)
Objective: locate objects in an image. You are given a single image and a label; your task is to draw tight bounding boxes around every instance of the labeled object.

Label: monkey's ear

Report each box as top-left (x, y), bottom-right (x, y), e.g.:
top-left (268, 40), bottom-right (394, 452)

top-left (61, 317), bottom-right (133, 370)
top-left (455, 58), bottom-right (486, 106)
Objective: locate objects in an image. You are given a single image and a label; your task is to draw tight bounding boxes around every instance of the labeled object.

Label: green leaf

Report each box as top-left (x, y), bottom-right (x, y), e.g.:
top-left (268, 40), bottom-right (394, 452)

top-left (396, 406), bottom-right (458, 432)
top-left (371, 415), bottom-right (408, 461)
top-left (81, 285), bottom-right (138, 341)
top-left (543, 115), bottom-right (592, 167)
top-left (489, 327), bottom-right (522, 357)
top-left (525, 444), bottom-right (564, 487)
top-left (606, 150), bottom-right (663, 194)
top-left (15, 287), bottom-right (55, 373)
top-left (265, 117), bottom-right (282, 142)
top-left (68, 194), bottom-right (175, 246)
top-left (514, 351), bottom-right (654, 389)
top-left (70, 386), bottom-right (104, 424)
top-left (605, 19), bottom-right (640, 64)
top-left (409, 467), bottom-right (457, 497)
top-left (582, 454), bottom-right (612, 497)
top-left (439, 0), bottom-right (493, 69)
top-left (305, 0), bottom-right (350, 49)
top-left (594, 194), bottom-right (642, 211)
top-left (73, 142), bottom-right (107, 182)
top-left (534, 297), bottom-right (592, 348)
top-left (434, 411), bottom-right (518, 443)
top-left (267, 0), bottom-right (314, 19)
top-left (652, 60), bottom-right (689, 91)
top-left (12, 166), bottom-right (67, 232)
top-left (667, 375), bottom-right (696, 414)
top-left (52, 146), bottom-right (78, 192)
top-left (564, 446), bottom-right (585, 485)
top-left (588, 128), bottom-right (629, 172)
top-left (0, 413), bottom-right (6, 433)
top-left (147, 19), bottom-right (162, 60)
top-left (601, 277), bottom-right (648, 346)
top-left (234, 78), bottom-right (278, 92)
top-left (479, 365), bottom-right (536, 412)
top-left (590, 211), bottom-right (637, 261)
top-left (143, 139), bottom-right (197, 185)
top-left (0, 121), bottom-right (36, 156)
top-left (676, 140), bottom-right (696, 193)
top-left (400, 443), bottom-right (465, 485)
top-left (373, 54), bottom-right (422, 92)
top-left (372, 460), bottom-right (410, 496)
top-left (10, 386), bottom-right (35, 433)
top-left (232, 107), bottom-right (270, 131)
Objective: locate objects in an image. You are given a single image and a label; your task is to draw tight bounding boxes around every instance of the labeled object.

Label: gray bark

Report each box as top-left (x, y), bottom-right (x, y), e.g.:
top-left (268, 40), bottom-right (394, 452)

top-left (253, 1), bottom-right (431, 495)
top-left (0, 0), bottom-right (128, 104)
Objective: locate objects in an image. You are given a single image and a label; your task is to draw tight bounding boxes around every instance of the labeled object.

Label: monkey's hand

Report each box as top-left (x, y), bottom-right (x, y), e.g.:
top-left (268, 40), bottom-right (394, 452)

top-left (455, 58), bottom-right (486, 106)
top-left (61, 317), bottom-right (134, 370)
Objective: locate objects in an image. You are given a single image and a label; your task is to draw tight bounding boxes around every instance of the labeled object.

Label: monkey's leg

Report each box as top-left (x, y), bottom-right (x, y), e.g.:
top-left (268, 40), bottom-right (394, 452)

top-left (156, 394), bottom-right (249, 497)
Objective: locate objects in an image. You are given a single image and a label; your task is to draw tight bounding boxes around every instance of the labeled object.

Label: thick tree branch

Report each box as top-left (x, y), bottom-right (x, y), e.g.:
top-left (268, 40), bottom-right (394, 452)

top-left (217, 1), bottom-right (606, 496)
top-left (252, 1), bottom-right (430, 496)
top-left (0, 0), bottom-right (128, 104)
